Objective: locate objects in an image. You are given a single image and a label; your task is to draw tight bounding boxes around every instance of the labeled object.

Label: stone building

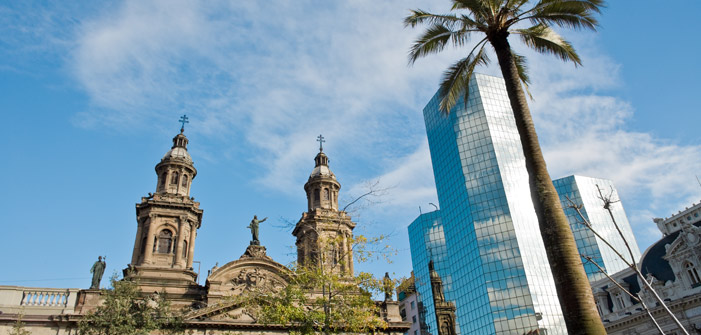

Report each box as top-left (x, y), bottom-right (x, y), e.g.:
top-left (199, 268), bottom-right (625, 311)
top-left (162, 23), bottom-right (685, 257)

top-left (591, 200), bottom-right (701, 334)
top-left (0, 129), bottom-right (409, 335)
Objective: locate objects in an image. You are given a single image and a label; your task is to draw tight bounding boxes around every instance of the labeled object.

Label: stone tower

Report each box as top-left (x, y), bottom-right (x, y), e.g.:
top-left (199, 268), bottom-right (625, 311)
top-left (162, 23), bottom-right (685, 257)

top-left (292, 137), bottom-right (355, 276)
top-left (429, 260), bottom-right (456, 335)
top-left (125, 126), bottom-right (204, 304)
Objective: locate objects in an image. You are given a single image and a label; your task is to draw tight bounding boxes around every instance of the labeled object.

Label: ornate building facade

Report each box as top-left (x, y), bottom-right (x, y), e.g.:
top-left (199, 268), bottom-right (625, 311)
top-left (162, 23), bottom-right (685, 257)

top-left (126, 129), bottom-right (204, 306)
top-left (590, 201), bottom-right (701, 334)
top-left (0, 129), bottom-right (408, 335)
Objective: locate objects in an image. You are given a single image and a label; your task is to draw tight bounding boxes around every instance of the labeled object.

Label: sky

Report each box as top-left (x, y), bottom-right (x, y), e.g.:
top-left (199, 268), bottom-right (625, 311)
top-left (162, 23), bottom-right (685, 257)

top-left (1, 1), bottom-right (700, 290)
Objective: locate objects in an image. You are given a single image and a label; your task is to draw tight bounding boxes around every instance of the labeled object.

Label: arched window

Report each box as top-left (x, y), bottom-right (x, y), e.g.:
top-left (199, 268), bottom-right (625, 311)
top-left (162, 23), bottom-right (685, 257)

top-left (160, 173), bottom-right (167, 187)
top-left (686, 262), bottom-right (701, 286)
top-left (157, 229), bottom-right (173, 253)
top-left (323, 189), bottom-right (330, 200)
top-left (329, 243), bottom-right (338, 266)
top-left (181, 174), bottom-right (188, 187)
top-left (314, 189), bottom-right (320, 201)
top-left (182, 240), bottom-right (188, 259)
top-left (170, 172), bottom-right (179, 185)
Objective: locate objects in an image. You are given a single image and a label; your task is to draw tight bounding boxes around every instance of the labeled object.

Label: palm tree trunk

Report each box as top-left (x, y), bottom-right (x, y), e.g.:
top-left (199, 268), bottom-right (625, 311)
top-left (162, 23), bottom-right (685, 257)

top-left (488, 32), bottom-right (606, 335)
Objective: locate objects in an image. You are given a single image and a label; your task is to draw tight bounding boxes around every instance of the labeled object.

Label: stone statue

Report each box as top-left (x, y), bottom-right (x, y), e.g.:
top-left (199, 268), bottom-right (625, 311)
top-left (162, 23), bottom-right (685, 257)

top-left (247, 215), bottom-right (267, 245)
top-left (90, 256), bottom-right (106, 289)
top-left (383, 272), bottom-right (393, 301)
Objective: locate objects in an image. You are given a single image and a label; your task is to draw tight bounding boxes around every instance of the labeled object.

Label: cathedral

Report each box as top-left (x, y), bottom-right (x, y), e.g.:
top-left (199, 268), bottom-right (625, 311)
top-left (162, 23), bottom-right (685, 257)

top-left (0, 126), bottom-right (409, 335)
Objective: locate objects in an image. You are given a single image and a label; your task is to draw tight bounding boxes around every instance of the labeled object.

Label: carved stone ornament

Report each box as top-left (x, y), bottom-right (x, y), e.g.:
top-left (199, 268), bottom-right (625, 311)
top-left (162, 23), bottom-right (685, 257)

top-left (229, 267), bottom-right (286, 295)
top-left (681, 223), bottom-right (701, 246)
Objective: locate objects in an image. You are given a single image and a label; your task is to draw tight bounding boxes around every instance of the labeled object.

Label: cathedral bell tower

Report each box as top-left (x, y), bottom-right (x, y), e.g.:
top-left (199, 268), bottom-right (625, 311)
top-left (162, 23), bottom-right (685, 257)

top-left (292, 135), bottom-right (355, 276)
top-left (125, 116), bottom-right (204, 303)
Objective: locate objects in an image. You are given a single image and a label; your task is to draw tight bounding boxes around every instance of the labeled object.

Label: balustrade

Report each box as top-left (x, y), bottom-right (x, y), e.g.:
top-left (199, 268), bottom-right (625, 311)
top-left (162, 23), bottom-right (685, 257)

top-left (21, 289), bottom-right (71, 307)
top-left (0, 286), bottom-right (79, 315)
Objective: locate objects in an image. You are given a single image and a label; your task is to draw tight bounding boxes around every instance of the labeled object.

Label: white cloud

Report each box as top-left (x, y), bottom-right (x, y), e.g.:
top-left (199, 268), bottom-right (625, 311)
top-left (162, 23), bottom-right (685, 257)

top-left (69, 0), bottom-right (455, 193)
top-left (346, 140), bottom-right (437, 210)
top-left (65, 1), bottom-right (701, 248)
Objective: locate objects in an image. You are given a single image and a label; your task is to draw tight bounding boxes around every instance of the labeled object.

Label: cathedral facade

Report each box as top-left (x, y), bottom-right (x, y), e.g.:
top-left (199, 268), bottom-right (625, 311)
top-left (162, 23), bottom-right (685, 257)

top-left (0, 129), bottom-right (408, 335)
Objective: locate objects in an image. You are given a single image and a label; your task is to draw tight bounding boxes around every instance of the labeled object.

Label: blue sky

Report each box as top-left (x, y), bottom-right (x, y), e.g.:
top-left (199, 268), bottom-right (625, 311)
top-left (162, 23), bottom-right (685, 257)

top-left (1, 1), bottom-right (700, 289)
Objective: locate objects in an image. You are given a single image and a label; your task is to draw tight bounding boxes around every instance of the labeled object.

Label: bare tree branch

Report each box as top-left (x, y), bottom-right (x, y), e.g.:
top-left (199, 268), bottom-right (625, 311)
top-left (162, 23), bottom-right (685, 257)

top-left (565, 195), bottom-right (689, 335)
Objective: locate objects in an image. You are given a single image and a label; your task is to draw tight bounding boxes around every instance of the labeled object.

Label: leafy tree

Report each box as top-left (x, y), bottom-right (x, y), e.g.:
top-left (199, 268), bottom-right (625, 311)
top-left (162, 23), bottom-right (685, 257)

top-left (243, 234), bottom-right (395, 335)
top-left (405, 0), bottom-right (606, 334)
top-left (78, 275), bottom-right (183, 335)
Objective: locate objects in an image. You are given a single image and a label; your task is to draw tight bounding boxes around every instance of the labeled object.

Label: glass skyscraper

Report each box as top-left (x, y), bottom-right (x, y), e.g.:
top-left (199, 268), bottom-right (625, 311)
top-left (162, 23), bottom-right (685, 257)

top-left (408, 210), bottom-right (448, 334)
top-left (409, 74), bottom-right (566, 335)
top-left (553, 175), bottom-right (641, 282)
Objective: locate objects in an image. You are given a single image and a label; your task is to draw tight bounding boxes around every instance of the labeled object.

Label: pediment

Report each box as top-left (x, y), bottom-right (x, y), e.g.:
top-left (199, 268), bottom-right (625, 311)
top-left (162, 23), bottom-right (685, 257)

top-left (205, 245), bottom-right (293, 306)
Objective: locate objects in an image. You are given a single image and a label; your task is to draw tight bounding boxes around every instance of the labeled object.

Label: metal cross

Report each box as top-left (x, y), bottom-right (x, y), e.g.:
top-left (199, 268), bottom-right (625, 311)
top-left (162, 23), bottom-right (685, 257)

top-left (179, 114), bottom-right (189, 132)
top-left (316, 134), bottom-right (325, 151)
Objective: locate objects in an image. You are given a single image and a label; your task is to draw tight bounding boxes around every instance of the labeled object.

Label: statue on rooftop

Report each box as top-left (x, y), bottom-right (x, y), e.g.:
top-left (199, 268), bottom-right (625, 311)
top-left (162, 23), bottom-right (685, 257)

top-left (90, 256), bottom-right (106, 289)
top-left (248, 215), bottom-right (267, 245)
top-left (383, 272), bottom-right (394, 301)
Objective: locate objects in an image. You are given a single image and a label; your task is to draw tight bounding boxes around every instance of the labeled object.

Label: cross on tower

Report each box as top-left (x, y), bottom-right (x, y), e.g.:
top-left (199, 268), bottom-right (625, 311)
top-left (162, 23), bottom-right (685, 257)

top-left (316, 134), bottom-right (325, 152)
top-left (179, 114), bottom-right (189, 132)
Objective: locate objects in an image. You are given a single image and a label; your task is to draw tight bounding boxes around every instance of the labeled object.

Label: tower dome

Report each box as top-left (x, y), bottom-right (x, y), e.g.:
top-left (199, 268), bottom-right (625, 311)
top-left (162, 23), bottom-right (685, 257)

top-left (161, 132), bottom-right (193, 164)
top-left (155, 129), bottom-right (197, 197)
top-left (309, 151), bottom-right (336, 179)
top-left (304, 136), bottom-right (340, 211)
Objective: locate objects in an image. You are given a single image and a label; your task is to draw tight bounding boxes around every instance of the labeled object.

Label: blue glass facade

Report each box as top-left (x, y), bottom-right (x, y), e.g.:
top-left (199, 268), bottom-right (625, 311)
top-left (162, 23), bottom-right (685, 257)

top-left (553, 175), bottom-right (641, 281)
top-left (410, 74), bottom-right (566, 335)
top-left (408, 210), bottom-right (449, 334)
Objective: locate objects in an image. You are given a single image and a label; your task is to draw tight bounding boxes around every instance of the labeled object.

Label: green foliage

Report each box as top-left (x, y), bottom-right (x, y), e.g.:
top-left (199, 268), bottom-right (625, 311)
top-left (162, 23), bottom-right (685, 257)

top-left (241, 234), bottom-right (395, 335)
top-left (78, 275), bottom-right (183, 335)
top-left (405, 0), bottom-right (604, 113)
top-left (7, 310), bottom-right (31, 335)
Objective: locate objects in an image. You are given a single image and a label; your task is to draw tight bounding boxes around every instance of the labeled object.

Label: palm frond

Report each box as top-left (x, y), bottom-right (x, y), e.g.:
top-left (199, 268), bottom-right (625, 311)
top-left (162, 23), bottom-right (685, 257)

top-left (438, 40), bottom-right (489, 114)
top-left (535, 0), bottom-right (604, 13)
top-left (517, 0), bottom-right (603, 30)
top-left (404, 10), bottom-right (463, 29)
top-left (506, 0), bottom-right (533, 14)
top-left (511, 50), bottom-right (533, 100)
top-left (408, 24), bottom-right (472, 64)
top-left (408, 24), bottom-right (453, 64)
top-left (452, 0), bottom-right (494, 21)
top-left (485, 0), bottom-right (505, 17)
top-left (513, 24), bottom-right (581, 65)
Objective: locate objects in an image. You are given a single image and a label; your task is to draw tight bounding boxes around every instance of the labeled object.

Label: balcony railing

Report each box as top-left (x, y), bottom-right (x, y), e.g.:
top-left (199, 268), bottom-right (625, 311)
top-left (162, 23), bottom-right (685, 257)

top-left (0, 286), bottom-right (80, 315)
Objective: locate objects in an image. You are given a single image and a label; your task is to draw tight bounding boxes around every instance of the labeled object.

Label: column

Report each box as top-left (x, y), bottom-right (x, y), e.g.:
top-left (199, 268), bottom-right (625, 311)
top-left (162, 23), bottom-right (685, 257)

top-left (142, 214), bottom-right (158, 264)
top-left (347, 232), bottom-right (354, 275)
top-left (186, 225), bottom-right (196, 269)
top-left (174, 216), bottom-right (187, 267)
top-left (175, 169), bottom-right (181, 195)
top-left (340, 232), bottom-right (347, 275)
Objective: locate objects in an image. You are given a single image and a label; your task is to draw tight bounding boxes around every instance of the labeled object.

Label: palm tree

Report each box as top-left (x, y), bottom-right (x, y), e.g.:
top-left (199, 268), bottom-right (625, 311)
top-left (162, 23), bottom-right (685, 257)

top-left (405, 1), bottom-right (606, 334)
